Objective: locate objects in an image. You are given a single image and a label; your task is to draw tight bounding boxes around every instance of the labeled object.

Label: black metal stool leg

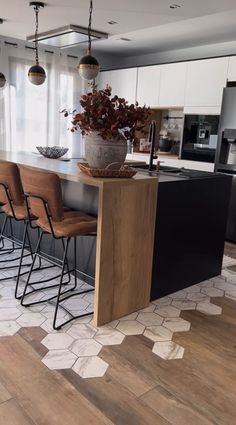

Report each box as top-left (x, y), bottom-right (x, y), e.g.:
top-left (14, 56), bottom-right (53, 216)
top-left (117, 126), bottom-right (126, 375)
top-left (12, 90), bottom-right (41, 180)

top-left (74, 235), bottom-right (78, 290)
top-left (53, 237), bottom-right (71, 330)
top-left (20, 230), bottom-right (44, 305)
top-left (0, 215), bottom-right (7, 250)
top-left (0, 216), bottom-right (15, 255)
top-left (15, 220), bottom-right (30, 299)
top-left (25, 224), bottom-right (34, 261)
top-left (61, 237), bottom-right (72, 285)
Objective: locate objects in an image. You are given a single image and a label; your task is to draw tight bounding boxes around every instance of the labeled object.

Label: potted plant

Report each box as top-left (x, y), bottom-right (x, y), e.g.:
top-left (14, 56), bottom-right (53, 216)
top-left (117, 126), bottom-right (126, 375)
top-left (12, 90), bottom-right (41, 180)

top-left (63, 86), bottom-right (150, 169)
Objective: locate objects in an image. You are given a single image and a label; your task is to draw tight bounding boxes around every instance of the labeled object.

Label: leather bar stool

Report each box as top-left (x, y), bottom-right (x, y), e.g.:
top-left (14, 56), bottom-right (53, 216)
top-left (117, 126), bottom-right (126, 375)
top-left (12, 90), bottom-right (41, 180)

top-left (20, 166), bottom-right (97, 330)
top-left (0, 161), bottom-right (37, 298)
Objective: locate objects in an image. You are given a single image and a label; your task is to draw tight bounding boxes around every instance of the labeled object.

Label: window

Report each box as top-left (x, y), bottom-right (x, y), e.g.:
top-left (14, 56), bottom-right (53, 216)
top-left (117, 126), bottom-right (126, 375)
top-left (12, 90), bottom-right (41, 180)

top-left (7, 55), bottom-right (81, 154)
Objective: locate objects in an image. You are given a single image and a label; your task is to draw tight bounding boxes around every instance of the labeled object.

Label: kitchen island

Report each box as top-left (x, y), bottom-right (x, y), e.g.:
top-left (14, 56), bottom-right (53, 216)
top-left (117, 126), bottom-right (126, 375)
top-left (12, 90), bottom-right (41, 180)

top-left (0, 151), bottom-right (158, 326)
top-left (0, 152), bottom-right (231, 326)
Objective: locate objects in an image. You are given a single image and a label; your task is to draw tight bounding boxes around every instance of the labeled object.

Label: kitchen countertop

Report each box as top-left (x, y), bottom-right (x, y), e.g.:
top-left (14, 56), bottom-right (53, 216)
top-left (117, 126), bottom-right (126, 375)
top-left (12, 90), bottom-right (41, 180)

top-left (127, 151), bottom-right (215, 172)
top-left (133, 151), bottom-right (179, 160)
top-left (0, 151), bottom-right (157, 188)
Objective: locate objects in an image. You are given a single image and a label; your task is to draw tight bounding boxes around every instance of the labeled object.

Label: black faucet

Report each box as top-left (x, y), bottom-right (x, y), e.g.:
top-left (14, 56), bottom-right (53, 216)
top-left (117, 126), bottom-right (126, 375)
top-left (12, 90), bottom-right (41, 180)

top-left (148, 120), bottom-right (157, 171)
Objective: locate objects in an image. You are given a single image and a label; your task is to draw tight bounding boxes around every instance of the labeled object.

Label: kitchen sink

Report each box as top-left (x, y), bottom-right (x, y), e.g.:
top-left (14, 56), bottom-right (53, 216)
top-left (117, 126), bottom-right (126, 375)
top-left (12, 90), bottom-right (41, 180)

top-left (131, 163), bottom-right (215, 179)
top-left (130, 163), bottom-right (181, 173)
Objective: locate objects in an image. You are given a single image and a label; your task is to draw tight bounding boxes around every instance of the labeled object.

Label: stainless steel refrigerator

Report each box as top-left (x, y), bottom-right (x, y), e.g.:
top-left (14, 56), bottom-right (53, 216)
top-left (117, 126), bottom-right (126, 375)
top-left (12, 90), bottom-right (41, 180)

top-left (215, 86), bottom-right (236, 241)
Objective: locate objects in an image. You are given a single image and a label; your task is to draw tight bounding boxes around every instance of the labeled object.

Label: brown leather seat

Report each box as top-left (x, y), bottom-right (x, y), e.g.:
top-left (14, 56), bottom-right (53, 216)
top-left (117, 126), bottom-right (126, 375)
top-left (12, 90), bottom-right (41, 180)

top-left (0, 162), bottom-right (37, 300)
top-left (0, 161), bottom-right (35, 220)
top-left (20, 166), bottom-right (97, 237)
top-left (0, 161), bottom-right (24, 206)
top-left (2, 203), bottom-right (68, 221)
top-left (37, 210), bottom-right (97, 237)
top-left (1, 203), bottom-right (33, 220)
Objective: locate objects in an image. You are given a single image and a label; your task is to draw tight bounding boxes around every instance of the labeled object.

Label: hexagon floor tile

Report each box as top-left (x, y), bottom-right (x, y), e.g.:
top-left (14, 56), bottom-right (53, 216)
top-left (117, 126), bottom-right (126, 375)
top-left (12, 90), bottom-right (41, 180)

top-left (163, 318), bottom-right (191, 332)
top-left (152, 296), bottom-right (172, 307)
top-left (119, 312), bottom-right (138, 321)
top-left (67, 323), bottom-right (97, 339)
top-left (17, 312), bottom-right (46, 327)
top-left (201, 287), bottom-right (224, 297)
top-left (95, 327), bottom-right (125, 344)
top-left (185, 285), bottom-right (201, 293)
top-left (152, 341), bottom-right (185, 360)
top-left (0, 320), bottom-right (20, 336)
top-left (41, 333), bottom-right (74, 350)
top-left (144, 326), bottom-right (173, 342)
top-left (116, 320), bottom-right (145, 336)
top-left (186, 292), bottom-right (210, 303)
top-left (136, 312), bottom-right (163, 327)
top-left (196, 302), bottom-right (222, 315)
top-left (0, 249), bottom-right (234, 378)
top-left (71, 339), bottom-right (102, 357)
top-left (42, 349), bottom-right (77, 370)
top-left (0, 307), bottom-right (22, 321)
top-left (170, 290), bottom-right (188, 300)
top-left (72, 356), bottom-right (109, 378)
top-left (171, 300), bottom-right (196, 310)
top-left (154, 306), bottom-right (180, 318)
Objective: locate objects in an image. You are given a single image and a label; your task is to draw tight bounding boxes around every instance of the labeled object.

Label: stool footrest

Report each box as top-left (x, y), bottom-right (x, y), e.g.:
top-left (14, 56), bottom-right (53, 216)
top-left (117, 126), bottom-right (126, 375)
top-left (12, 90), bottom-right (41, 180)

top-left (54, 310), bottom-right (93, 330)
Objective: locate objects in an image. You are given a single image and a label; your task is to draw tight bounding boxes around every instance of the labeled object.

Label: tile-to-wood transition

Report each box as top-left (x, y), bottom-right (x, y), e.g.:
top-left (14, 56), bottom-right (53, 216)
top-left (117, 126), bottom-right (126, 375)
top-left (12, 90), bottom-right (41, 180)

top-left (0, 242), bottom-right (236, 424)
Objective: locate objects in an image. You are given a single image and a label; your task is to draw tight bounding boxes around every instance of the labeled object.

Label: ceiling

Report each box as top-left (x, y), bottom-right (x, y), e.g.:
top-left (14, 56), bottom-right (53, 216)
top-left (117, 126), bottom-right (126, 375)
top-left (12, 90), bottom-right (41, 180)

top-left (1, 0), bottom-right (236, 55)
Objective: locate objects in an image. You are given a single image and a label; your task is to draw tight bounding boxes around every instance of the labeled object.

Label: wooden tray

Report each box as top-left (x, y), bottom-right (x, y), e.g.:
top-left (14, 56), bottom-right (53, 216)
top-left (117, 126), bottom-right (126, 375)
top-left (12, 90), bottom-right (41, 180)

top-left (78, 163), bottom-right (137, 178)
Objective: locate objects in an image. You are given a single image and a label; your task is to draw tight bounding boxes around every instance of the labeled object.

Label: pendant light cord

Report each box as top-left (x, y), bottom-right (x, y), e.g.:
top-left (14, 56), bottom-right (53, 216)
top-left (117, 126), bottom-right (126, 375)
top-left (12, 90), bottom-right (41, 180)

top-left (88, 0), bottom-right (93, 54)
top-left (34, 5), bottom-right (39, 65)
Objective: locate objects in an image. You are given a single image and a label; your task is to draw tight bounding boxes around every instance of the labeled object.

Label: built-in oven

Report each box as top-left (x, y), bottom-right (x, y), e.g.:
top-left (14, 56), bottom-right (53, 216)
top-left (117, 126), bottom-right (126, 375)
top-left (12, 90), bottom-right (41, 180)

top-left (180, 114), bottom-right (220, 163)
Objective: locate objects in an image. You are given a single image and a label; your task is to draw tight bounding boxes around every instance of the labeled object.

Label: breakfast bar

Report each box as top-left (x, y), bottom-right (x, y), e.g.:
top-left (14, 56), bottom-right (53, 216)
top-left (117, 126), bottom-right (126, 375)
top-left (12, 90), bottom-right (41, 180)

top-left (0, 151), bottom-right (158, 326)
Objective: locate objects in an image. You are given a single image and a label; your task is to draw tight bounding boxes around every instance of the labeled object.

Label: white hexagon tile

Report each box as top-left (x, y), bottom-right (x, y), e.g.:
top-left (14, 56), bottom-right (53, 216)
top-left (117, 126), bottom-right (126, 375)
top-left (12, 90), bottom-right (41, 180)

top-left (0, 245), bottom-right (235, 379)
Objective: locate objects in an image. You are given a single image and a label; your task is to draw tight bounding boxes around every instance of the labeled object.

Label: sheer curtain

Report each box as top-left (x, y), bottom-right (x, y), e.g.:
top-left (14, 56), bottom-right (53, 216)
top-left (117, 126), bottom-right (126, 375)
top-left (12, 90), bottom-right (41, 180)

top-left (0, 90), bottom-right (5, 144)
top-left (0, 42), bottom-right (83, 157)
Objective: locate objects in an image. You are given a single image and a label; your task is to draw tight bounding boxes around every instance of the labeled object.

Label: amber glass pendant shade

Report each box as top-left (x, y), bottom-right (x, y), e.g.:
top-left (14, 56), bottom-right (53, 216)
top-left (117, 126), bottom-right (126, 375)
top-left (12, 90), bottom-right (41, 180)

top-left (0, 72), bottom-right (6, 89)
top-left (78, 0), bottom-right (100, 81)
top-left (28, 64), bottom-right (46, 85)
top-left (78, 54), bottom-right (99, 80)
top-left (28, 2), bottom-right (46, 86)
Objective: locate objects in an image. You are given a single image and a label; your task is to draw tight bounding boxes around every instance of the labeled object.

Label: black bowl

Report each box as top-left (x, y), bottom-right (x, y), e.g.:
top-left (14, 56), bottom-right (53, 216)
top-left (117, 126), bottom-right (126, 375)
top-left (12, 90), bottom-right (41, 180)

top-left (36, 146), bottom-right (69, 159)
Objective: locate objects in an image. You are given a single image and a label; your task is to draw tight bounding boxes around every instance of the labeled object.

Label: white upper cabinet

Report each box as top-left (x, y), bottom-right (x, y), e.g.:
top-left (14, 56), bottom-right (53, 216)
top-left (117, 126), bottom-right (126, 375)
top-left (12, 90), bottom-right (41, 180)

top-left (159, 62), bottom-right (187, 107)
top-left (185, 57), bottom-right (228, 107)
top-left (98, 68), bottom-right (137, 104)
top-left (98, 56), bottom-right (229, 111)
top-left (185, 58), bottom-right (228, 106)
top-left (227, 56), bottom-right (236, 81)
top-left (136, 65), bottom-right (161, 107)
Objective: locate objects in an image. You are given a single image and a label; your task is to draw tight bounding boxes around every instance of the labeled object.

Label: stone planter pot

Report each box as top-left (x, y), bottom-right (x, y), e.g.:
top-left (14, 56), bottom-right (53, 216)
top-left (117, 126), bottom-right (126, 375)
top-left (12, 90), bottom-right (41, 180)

top-left (84, 132), bottom-right (127, 169)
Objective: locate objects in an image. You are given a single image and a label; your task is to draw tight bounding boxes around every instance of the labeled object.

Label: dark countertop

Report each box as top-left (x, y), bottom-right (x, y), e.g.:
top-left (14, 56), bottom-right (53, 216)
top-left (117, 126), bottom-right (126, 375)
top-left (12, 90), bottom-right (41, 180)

top-left (135, 167), bottom-right (225, 183)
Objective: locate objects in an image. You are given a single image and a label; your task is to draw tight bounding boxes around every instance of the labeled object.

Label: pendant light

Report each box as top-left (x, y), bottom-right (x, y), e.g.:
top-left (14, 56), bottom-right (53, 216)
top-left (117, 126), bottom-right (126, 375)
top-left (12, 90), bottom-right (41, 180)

top-left (28, 2), bottom-right (46, 86)
top-left (0, 72), bottom-right (6, 89)
top-left (78, 0), bottom-right (100, 80)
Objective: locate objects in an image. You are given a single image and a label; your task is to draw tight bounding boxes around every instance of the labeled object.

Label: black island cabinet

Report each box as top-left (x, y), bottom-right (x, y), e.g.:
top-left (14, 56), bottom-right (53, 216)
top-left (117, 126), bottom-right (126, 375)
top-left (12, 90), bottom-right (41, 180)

top-left (151, 171), bottom-right (232, 300)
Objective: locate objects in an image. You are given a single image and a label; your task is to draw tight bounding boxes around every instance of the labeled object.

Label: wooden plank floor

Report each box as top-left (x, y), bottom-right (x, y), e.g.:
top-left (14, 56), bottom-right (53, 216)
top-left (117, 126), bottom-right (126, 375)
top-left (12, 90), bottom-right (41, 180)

top-left (0, 249), bottom-right (236, 424)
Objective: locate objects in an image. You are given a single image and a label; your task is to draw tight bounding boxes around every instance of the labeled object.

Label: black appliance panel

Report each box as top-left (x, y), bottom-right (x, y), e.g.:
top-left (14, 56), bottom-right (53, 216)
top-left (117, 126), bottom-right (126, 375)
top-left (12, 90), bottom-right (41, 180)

top-left (181, 114), bottom-right (219, 163)
top-left (215, 87), bottom-right (236, 242)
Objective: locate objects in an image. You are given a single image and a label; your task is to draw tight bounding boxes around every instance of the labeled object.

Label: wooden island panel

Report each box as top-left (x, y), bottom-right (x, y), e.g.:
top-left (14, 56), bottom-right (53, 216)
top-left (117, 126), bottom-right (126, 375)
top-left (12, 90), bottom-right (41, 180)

top-left (94, 178), bottom-right (158, 325)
